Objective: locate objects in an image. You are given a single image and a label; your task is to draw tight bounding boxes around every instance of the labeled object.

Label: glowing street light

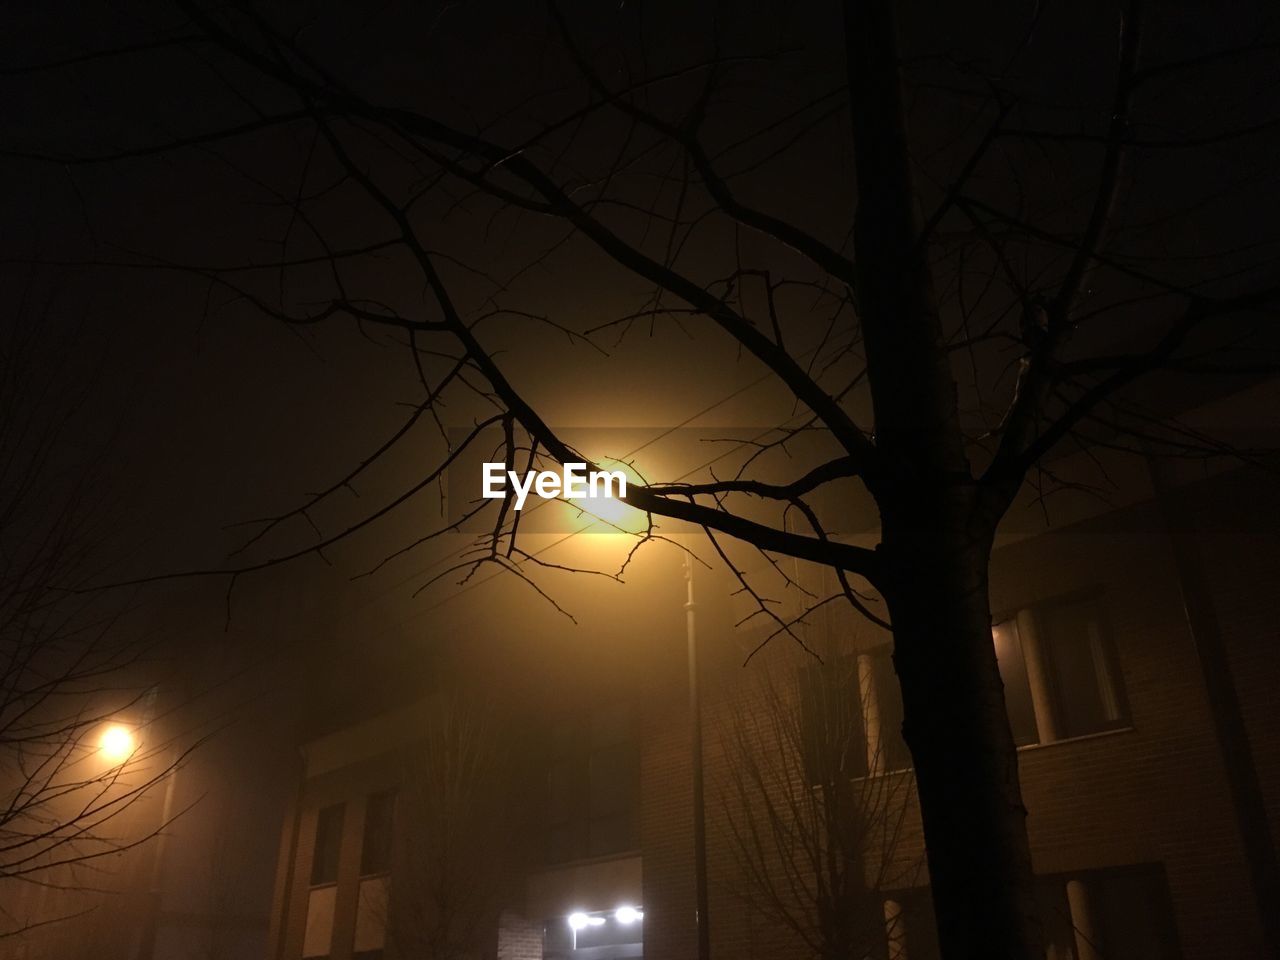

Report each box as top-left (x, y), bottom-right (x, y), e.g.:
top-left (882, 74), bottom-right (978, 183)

top-left (567, 910), bottom-right (607, 948)
top-left (615, 905), bottom-right (643, 925)
top-left (568, 459), bottom-right (648, 535)
top-left (98, 724), bottom-right (137, 764)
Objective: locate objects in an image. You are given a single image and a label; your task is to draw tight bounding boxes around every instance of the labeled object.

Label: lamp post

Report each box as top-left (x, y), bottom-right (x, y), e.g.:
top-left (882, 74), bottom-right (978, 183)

top-left (93, 716), bottom-right (175, 960)
top-left (136, 753), bottom-right (178, 960)
top-left (574, 479), bottom-right (709, 958)
top-left (117, 686), bottom-right (179, 960)
top-left (685, 551), bottom-right (710, 960)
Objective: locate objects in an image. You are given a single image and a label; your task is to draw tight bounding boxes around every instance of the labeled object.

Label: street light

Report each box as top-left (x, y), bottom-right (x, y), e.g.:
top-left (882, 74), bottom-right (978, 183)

top-left (685, 551), bottom-right (710, 960)
top-left (560, 459), bottom-right (710, 960)
top-left (615, 905), bottom-right (643, 925)
top-left (566, 459), bottom-right (648, 535)
top-left (98, 724), bottom-right (137, 765)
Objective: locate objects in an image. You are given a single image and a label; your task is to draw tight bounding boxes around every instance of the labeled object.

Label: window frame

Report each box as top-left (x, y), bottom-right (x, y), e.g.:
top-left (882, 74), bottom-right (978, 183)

top-left (797, 646), bottom-right (912, 782)
top-left (1031, 589), bottom-right (1130, 741)
top-left (359, 789), bottom-right (396, 878)
top-left (310, 802), bottom-right (345, 888)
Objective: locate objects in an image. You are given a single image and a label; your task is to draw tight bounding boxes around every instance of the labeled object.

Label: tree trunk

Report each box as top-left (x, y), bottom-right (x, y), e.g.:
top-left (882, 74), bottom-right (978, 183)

top-left (881, 509), bottom-right (1042, 959)
top-left (841, 0), bottom-right (1043, 955)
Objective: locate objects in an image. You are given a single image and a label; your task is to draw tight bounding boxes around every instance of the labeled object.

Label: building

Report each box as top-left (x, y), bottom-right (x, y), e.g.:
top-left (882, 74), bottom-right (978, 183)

top-left (263, 388), bottom-right (1280, 960)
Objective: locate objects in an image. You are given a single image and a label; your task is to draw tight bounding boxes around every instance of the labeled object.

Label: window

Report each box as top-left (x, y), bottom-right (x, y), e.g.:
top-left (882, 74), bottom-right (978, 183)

top-left (884, 890), bottom-right (941, 960)
top-left (1090, 867), bottom-right (1181, 958)
top-left (1036, 595), bottom-right (1125, 739)
top-left (796, 597), bottom-right (1125, 780)
top-left (303, 886), bottom-right (337, 958)
top-left (361, 791), bottom-right (395, 876)
top-left (798, 648), bottom-right (910, 780)
top-left (354, 875), bottom-right (390, 959)
top-left (992, 619), bottom-right (1040, 746)
top-left (311, 803), bottom-right (344, 886)
top-left (994, 596), bottom-right (1128, 745)
top-left (799, 654), bottom-right (867, 780)
top-left (1039, 866), bottom-right (1180, 959)
top-left (546, 704), bottom-right (639, 863)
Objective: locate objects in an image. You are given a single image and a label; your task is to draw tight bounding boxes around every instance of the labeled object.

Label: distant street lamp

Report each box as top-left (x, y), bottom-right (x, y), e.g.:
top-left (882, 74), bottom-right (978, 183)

top-left (136, 757), bottom-right (178, 960)
top-left (98, 723), bottom-right (138, 765)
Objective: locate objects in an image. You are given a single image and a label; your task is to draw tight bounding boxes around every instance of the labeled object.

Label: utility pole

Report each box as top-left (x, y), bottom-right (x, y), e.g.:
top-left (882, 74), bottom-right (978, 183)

top-left (685, 552), bottom-right (710, 960)
top-left (136, 684), bottom-right (178, 960)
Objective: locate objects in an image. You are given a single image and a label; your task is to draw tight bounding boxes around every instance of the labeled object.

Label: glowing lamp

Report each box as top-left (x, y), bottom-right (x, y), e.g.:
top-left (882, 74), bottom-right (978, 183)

top-left (98, 724), bottom-right (136, 764)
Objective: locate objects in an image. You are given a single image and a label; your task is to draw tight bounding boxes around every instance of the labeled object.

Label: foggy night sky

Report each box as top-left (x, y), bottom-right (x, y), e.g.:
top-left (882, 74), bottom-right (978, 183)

top-left (1, 0), bottom-right (1278, 741)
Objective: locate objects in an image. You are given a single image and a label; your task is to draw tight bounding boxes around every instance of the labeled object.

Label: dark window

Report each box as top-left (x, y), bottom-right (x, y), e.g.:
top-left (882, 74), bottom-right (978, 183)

top-left (311, 803), bottom-right (344, 886)
top-left (798, 629), bottom-right (1047, 778)
top-left (1035, 874), bottom-right (1079, 959)
top-left (361, 791), bottom-right (395, 876)
top-left (545, 704), bottom-right (639, 863)
top-left (1037, 595), bottom-right (1125, 739)
top-left (896, 890), bottom-right (941, 960)
top-left (799, 654), bottom-right (867, 781)
top-left (546, 748), bottom-right (577, 863)
top-left (1042, 866), bottom-right (1181, 959)
top-left (1092, 867), bottom-right (1181, 958)
top-left (992, 619), bottom-right (1040, 746)
top-left (798, 649), bottom-right (910, 779)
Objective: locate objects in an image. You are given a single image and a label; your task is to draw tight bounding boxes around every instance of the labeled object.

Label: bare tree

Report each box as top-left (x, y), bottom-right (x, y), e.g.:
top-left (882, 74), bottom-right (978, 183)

top-left (5, 1), bottom-right (1280, 955)
top-left (718, 629), bottom-right (919, 960)
top-left (0, 287), bottom-right (174, 944)
top-left (388, 697), bottom-right (518, 960)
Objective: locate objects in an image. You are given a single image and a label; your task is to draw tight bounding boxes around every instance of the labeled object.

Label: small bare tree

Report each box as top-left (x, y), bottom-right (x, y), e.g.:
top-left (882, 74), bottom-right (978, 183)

top-left (719, 625), bottom-right (919, 960)
top-left (0, 288), bottom-right (173, 944)
top-left (388, 697), bottom-right (519, 960)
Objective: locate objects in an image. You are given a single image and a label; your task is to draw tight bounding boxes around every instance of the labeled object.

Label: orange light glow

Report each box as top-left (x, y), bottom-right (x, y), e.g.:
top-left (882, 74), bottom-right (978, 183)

top-left (98, 724), bottom-right (137, 764)
top-left (570, 460), bottom-right (648, 535)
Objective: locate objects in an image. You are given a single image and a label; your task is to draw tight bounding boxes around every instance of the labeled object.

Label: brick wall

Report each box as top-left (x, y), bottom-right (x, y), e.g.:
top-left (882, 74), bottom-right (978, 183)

top-left (497, 911), bottom-right (544, 960)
